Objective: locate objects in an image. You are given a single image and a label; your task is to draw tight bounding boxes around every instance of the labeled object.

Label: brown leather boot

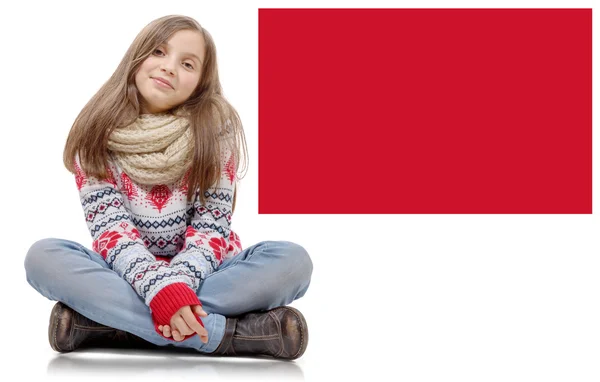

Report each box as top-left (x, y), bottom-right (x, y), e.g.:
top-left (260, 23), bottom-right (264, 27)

top-left (48, 302), bottom-right (160, 352)
top-left (209, 306), bottom-right (308, 360)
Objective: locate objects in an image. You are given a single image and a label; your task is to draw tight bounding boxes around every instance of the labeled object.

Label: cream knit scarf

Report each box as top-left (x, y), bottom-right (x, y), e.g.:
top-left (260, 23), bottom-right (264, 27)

top-left (107, 112), bottom-right (193, 185)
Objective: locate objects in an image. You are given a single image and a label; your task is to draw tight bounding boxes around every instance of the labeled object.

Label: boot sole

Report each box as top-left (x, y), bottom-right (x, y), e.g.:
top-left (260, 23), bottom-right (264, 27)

top-left (48, 302), bottom-right (71, 353)
top-left (278, 306), bottom-right (309, 360)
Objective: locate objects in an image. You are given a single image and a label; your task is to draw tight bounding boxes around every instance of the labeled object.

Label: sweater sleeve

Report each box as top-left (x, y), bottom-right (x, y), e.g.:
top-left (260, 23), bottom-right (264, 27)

top-left (169, 144), bottom-right (243, 288)
top-left (74, 153), bottom-right (204, 341)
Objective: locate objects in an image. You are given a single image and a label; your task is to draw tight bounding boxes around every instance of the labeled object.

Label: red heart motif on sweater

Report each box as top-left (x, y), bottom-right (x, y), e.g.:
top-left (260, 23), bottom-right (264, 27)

top-left (93, 231), bottom-right (122, 259)
top-left (209, 237), bottom-right (227, 262)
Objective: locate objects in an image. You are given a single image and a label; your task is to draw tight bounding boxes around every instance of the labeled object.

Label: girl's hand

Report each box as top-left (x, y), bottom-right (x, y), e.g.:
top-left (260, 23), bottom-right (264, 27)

top-left (164, 305), bottom-right (209, 342)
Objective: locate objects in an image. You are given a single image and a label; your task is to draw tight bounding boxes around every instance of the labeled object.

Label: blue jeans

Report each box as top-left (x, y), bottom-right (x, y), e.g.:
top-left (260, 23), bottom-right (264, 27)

top-left (24, 238), bottom-right (313, 353)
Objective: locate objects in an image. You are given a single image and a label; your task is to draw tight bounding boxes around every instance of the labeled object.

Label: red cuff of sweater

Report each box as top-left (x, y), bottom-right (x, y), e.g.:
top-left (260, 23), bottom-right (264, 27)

top-left (150, 283), bottom-right (205, 342)
top-left (149, 282), bottom-right (204, 338)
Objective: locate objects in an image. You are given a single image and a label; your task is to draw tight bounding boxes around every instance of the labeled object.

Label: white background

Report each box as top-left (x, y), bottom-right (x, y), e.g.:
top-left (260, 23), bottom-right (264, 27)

top-left (0, 0), bottom-right (597, 381)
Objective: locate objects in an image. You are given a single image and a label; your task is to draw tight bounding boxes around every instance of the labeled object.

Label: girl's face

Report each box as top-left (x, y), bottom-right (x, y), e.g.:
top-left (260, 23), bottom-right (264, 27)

top-left (135, 29), bottom-right (206, 114)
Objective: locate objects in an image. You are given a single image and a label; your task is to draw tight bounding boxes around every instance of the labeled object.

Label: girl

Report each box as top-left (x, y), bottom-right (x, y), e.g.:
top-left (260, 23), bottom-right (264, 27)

top-left (23, 14), bottom-right (312, 360)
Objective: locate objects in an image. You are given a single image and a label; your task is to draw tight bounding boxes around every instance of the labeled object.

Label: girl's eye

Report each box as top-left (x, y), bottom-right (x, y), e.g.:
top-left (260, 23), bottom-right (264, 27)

top-left (154, 49), bottom-right (193, 69)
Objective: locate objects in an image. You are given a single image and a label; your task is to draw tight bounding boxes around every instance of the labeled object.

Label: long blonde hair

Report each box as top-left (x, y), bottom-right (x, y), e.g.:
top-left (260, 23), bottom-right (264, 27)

top-left (63, 15), bottom-right (248, 211)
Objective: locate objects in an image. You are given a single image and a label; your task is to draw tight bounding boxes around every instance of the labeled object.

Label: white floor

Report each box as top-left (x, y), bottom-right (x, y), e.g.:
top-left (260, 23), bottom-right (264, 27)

top-left (44, 349), bottom-right (308, 381)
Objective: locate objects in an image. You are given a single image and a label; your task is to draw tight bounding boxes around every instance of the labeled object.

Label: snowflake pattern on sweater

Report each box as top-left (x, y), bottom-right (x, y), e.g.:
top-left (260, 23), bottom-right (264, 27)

top-left (74, 146), bottom-right (242, 341)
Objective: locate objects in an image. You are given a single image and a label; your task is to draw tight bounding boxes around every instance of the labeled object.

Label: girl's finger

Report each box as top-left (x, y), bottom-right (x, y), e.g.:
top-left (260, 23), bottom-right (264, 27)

top-left (164, 326), bottom-right (172, 338)
top-left (193, 305), bottom-right (208, 317)
top-left (172, 316), bottom-right (194, 336)
top-left (182, 310), bottom-right (207, 337)
top-left (173, 329), bottom-right (181, 341)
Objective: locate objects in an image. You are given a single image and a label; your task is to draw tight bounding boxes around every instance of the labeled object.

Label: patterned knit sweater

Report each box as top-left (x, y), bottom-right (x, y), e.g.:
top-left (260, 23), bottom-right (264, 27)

top-left (73, 146), bottom-right (242, 342)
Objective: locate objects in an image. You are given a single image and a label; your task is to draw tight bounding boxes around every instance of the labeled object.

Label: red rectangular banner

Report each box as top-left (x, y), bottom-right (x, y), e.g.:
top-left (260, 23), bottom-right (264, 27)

top-left (258, 9), bottom-right (592, 214)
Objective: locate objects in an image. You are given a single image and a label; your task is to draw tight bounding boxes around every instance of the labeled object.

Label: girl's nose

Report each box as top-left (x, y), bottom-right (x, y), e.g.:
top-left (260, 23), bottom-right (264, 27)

top-left (160, 62), bottom-right (175, 76)
top-left (161, 67), bottom-right (174, 76)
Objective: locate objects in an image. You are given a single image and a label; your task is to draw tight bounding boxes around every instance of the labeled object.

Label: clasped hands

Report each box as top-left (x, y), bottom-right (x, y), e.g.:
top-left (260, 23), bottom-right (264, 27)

top-left (158, 304), bottom-right (209, 342)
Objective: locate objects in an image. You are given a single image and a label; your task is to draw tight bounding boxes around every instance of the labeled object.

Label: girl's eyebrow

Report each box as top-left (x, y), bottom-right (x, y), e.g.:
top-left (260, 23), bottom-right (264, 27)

top-left (162, 42), bottom-right (203, 65)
